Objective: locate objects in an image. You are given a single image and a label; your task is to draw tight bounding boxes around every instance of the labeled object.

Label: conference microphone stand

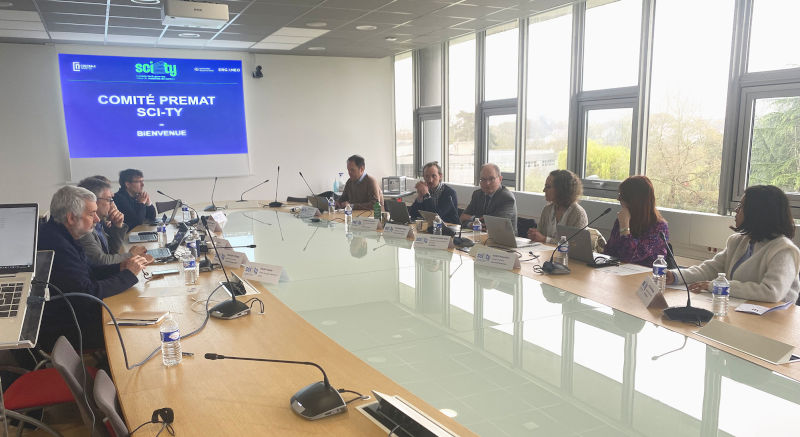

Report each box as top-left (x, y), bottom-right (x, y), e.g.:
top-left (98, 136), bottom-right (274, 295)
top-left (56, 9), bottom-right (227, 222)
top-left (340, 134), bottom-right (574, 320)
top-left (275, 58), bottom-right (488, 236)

top-left (542, 207), bottom-right (612, 274)
top-left (660, 231), bottom-right (713, 324)
top-left (238, 179), bottom-right (269, 202)
top-left (204, 176), bottom-right (222, 212)
top-left (201, 216), bottom-right (250, 319)
top-left (268, 166), bottom-right (283, 208)
top-left (204, 353), bottom-right (346, 420)
top-left (449, 195), bottom-right (473, 247)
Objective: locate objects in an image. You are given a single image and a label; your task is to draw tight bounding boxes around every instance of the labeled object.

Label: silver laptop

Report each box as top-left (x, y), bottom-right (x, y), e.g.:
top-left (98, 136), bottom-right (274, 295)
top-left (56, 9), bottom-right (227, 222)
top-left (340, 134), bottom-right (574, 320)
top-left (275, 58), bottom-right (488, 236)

top-left (418, 210), bottom-right (438, 225)
top-left (484, 215), bottom-right (534, 248)
top-left (386, 200), bottom-right (412, 224)
top-left (307, 196), bottom-right (330, 212)
top-left (158, 199), bottom-right (182, 224)
top-left (556, 224), bottom-right (614, 264)
top-left (0, 204), bottom-right (41, 349)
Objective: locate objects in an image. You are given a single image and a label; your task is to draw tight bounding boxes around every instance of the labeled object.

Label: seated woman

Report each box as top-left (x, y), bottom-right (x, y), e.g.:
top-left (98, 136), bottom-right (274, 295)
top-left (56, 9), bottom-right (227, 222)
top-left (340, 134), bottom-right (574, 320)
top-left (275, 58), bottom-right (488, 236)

top-left (528, 170), bottom-right (588, 244)
top-left (408, 161), bottom-right (459, 224)
top-left (666, 185), bottom-right (800, 303)
top-left (604, 175), bottom-right (669, 267)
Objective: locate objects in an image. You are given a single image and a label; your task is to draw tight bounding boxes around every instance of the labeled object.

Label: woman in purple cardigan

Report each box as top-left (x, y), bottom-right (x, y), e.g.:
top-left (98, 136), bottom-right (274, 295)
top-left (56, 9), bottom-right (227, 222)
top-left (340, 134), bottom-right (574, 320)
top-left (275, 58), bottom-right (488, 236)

top-left (604, 176), bottom-right (669, 267)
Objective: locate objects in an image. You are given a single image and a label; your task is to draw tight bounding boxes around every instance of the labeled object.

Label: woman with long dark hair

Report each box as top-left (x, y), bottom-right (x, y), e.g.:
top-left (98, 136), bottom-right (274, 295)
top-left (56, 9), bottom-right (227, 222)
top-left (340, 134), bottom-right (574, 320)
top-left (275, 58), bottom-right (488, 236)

top-left (604, 175), bottom-right (669, 266)
top-left (666, 185), bottom-right (800, 303)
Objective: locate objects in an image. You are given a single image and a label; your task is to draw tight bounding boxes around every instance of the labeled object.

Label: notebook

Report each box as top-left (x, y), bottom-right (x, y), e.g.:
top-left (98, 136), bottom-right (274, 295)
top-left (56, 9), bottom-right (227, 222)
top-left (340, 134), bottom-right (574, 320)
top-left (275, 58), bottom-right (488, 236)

top-left (0, 204), bottom-right (46, 350)
top-left (484, 215), bottom-right (534, 248)
top-left (386, 200), bottom-right (412, 225)
top-left (556, 224), bottom-right (615, 264)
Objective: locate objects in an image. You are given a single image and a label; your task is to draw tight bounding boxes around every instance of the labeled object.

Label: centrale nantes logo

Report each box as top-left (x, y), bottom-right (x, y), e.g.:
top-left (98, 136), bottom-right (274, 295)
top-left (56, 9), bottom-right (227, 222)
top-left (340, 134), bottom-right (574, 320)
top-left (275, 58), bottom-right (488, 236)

top-left (134, 60), bottom-right (178, 77)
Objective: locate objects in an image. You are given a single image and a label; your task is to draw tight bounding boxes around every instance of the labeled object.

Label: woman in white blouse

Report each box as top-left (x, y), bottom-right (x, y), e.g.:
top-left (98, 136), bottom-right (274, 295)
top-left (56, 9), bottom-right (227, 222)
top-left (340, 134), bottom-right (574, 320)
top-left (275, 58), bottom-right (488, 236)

top-left (527, 170), bottom-right (588, 244)
top-left (666, 185), bottom-right (800, 303)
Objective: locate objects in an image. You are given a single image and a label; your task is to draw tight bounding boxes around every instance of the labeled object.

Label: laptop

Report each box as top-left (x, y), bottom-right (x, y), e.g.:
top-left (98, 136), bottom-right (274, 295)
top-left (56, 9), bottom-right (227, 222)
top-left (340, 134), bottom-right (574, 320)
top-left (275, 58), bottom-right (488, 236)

top-left (418, 210), bottom-right (438, 225)
top-left (556, 224), bottom-right (616, 264)
top-left (129, 231), bottom-right (158, 243)
top-left (484, 215), bottom-right (535, 248)
top-left (160, 200), bottom-right (182, 224)
top-left (307, 196), bottom-right (330, 212)
top-left (0, 203), bottom-right (45, 350)
top-left (385, 200), bottom-right (412, 224)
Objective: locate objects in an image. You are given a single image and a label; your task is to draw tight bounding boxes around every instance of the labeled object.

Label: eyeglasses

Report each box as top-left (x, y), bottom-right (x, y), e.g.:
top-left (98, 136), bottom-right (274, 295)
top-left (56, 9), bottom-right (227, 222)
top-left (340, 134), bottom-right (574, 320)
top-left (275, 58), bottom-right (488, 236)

top-left (97, 197), bottom-right (114, 203)
top-left (479, 177), bottom-right (497, 183)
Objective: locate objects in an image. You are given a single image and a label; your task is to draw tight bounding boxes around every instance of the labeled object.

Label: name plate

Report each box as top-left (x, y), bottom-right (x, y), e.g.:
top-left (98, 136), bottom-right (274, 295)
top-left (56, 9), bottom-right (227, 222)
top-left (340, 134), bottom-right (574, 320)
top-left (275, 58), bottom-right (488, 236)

top-left (214, 249), bottom-right (249, 268)
top-left (382, 223), bottom-right (413, 239)
top-left (299, 206), bottom-right (320, 219)
top-left (471, 246), bottom-right (520, 270)
top-left (414, 234), bottom-right (453, 250)
top-left (206, 211), bottom-right (227, 232)
top-left (352, 217), bottom-right (380, 232)
top-left (243, 262), bottom-right (289, 284)
top-left (637, 278), bottom-right (668, 309)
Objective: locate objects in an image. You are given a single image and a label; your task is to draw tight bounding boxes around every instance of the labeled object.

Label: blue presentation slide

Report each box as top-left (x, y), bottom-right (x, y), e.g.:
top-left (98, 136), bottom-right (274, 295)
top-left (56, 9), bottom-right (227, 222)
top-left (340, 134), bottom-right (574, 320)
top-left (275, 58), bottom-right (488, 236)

top-left (58, 54), bottom-right (248, 158)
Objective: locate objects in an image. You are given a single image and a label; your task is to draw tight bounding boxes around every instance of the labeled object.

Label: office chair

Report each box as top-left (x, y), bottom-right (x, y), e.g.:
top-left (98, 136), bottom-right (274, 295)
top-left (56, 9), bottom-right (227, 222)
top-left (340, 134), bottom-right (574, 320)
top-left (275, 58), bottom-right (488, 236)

top-left (51, 336), bottom-right (109, 437)
top-left (2, 354), bottom-right (98, 437)
top-left (93, 370), bottom-right (128, 437)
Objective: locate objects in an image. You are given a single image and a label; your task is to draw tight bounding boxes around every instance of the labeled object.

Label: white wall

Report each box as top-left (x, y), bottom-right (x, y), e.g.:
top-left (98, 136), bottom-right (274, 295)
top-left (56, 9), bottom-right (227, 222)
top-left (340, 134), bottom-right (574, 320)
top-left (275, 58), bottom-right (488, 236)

top-left (0, 42), bottom-right (393, 208)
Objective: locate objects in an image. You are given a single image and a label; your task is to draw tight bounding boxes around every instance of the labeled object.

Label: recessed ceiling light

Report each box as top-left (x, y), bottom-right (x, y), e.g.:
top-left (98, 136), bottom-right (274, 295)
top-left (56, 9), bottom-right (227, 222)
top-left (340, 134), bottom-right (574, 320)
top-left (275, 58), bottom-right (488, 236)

top-left (0, 1), bottom-right (15, 6)
top-left (308, 47), bottom-right (326, 51)
top-left (306, 22), bottom-right (327, 28)
top-left (178, 32), bottom-right (200, 38)
top-left (131, 0), bottom-right (160, 4)
top-left (385, 36), bottom-right (398, 42)
top-left (355, 25), bottom-right (377, 31)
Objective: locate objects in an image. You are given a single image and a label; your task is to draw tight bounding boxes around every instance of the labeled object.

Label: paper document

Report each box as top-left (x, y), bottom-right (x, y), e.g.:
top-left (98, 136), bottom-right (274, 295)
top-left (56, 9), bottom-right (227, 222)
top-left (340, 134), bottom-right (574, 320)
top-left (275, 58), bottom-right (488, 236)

top-left (596, 263), bottom-right (651, 276)
top-left (736, 301), bottom-right (793, 315)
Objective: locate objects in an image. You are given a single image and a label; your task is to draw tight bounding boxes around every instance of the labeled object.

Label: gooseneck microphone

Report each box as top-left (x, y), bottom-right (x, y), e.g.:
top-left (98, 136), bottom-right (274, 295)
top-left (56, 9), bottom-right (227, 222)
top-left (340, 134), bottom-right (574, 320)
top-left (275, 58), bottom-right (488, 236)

top-left (238, 179), bottom-right (269, 202)
top-left (449, 195), bottom-right (474, 247)
top-left (201, 215), bottom-right (250, 319)
top-left (268, 166), bottom-right (283, 208)
top-left (542, 207), bottom-right (612, 274)
top-left (157, 190), bottom-right (197, 226)
top-left (660, 231), bottom-right (713, 324)
top-left (298, 171), bottom-right (319, 203)
top-left (203, 353), bottom-right (346, 420)
top-left (204, 177), bottom-right (221, 212)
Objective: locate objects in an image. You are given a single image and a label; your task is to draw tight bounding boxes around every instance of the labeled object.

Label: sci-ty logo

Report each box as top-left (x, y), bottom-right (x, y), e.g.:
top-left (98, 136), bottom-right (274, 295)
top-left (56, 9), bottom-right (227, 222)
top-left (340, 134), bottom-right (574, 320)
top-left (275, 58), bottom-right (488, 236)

top-left (135, 60), bottom-right (177, 77)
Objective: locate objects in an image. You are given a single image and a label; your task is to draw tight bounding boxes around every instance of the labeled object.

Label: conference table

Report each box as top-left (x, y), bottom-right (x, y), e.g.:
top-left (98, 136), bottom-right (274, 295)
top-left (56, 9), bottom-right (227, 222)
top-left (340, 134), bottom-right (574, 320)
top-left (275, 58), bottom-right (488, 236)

top-left (104, 205), bottom-right (800, 436)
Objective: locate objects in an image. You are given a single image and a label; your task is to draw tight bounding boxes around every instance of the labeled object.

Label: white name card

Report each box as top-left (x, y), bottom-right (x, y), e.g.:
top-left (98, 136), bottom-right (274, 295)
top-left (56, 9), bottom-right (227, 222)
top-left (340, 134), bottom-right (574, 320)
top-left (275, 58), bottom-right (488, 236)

top-left (213, 241), bottom-right (249, 268)
top-left (243, 262), bottom-right (289, 284)
top-left (382, 223), bottom-right (413, 239)
top-left (637, 278), bottom-right (668, 309)
top-left (206, 211), bottom-right (227, 232)
top-left (352, 217), bottom-right (380, 232)
top-left (471, 246), bottom-right (521, 270)
top-left (299, 206), bottom-right (321, 219)
top-left (414, 234), bottom-right (453, 250)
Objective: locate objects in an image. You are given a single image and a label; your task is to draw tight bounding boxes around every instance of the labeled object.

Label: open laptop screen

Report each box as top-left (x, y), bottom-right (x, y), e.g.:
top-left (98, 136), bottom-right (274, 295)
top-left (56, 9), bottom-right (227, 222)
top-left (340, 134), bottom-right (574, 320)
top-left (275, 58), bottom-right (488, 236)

top-left (0, 204), bottom-right (38, 273)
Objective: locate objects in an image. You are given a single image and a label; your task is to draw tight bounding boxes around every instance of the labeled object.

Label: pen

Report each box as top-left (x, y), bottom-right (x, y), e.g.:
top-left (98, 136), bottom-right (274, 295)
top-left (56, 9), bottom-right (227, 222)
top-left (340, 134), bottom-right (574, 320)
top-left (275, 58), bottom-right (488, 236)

top-left (182, 352), bottom-right (194, 357)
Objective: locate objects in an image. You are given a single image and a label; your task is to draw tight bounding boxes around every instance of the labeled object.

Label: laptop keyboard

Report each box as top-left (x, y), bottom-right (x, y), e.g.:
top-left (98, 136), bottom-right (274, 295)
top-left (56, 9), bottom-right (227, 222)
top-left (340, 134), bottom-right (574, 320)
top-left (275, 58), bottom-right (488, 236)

top-left (0, 281), bottom-right (23, 318)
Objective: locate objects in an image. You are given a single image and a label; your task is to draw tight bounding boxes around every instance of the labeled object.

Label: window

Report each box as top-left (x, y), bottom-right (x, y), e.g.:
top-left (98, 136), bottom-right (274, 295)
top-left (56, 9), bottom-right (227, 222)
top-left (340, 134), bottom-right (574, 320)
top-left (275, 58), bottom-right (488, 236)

top-left (448, 34), bottom-right (476, 185)
top-left (645, 0), bottom-right (733, 213)
top-left (748, 0), bottom-right (800, 73)
top-left (484, 21), bottom-right (519, 101)
top-left (525, 7), bottom-right (572, 192)
top-left (582, 0), bottom-right (642, 91)
top-left (486, 112), bottom-right (517, 176)
top-left (394, 52), bottom-right (414, 178)
top-left (421, 117), bottom-right (443, 166)
top-left (583, 106), bottom-right (634, 181)
top-left (415, 46), bottom-right (443, 176)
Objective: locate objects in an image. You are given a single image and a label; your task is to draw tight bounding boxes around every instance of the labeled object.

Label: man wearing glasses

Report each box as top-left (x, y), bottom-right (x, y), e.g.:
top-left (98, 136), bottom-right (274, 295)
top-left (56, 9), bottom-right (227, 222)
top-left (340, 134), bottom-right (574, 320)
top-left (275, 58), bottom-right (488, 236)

top-left (460, 163), bottom-right (518, 234)
top-left (113, 168), bottom-right (157, 229)
top-left (78, 176), bottom-right (153, 265)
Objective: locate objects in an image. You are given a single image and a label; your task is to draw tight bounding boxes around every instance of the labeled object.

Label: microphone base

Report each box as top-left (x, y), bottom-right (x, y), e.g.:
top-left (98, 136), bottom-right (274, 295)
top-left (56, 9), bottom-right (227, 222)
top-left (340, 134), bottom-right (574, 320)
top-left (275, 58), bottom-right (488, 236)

top-left (542, 261), bottom-right (571, 275)
top-left (268, 201), bottom-right (284, 208)
top-left (663, 306), bottom-right (714, 324)
top-left (290, 381), bottom-right (347, 420)
top-left (204, 204), bottom-right (221, 212)
top-left (235, 199), bottom-right (248, 202)
top-left (209, 299), bottom-right (250, 320)
top-left (453, 237), bottom-right (474, 247)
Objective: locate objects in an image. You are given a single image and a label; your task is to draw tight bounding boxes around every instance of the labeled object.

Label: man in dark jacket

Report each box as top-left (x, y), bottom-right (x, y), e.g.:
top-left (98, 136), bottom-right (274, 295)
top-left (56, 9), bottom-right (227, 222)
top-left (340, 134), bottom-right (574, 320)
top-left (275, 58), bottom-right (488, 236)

top-left (37, 185), bottom-right (147, 351)
top-left (408, 161), bottom-right (459, 224)
top-left (113, 168), bottom-right (156, 229)
top-left (460, 163), bottom-right (518, 234)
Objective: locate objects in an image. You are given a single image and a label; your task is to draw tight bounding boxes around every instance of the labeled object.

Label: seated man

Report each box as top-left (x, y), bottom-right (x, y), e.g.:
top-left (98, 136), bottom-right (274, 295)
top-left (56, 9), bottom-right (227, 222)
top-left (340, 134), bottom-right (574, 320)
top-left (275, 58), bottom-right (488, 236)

top-left (408, 161), bottom-right (459, 224)
top-left (113, 168), bottom-right (156, 229)
top-left (77, 176), bottom-right (153, 265)
top-left (459, 163), bottom-right (518, 234)
top-left (335, 155), bottom-right (383, 210)
top-left (37, 185), bottom-right (148, 352)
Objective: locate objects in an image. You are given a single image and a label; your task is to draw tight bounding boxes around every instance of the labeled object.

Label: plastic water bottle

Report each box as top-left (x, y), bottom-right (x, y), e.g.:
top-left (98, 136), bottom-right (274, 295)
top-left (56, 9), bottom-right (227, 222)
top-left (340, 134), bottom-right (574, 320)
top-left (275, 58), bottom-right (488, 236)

top-left (373, 200), bottom-right (381, 220)
top-left (652, 255), bottom-right (668, 295)
top-left (553, 235), bottom-right (569, 267)
top-left (181, 244), bottom-right (198, 285)
top-left (333, 178), bottom-right (339, 194)
top-left (328, 197), bottom-right (335, 216)
top-left (181, 204), bottom-right (190, 222)
top-left (472, 217), bottom-right (482, 241)
top-left (337, 172), bottom-right (345, 193)
top-left (711, 273), bottom-right (730, 317)
top-left (344, 204), bottom-right (353, 226)
top-left (157, 223), bottom-right (168, 247)
top-left (160, 313), bottom-right (182, 366)
top-left (433, 215), bottom-right (443, 235)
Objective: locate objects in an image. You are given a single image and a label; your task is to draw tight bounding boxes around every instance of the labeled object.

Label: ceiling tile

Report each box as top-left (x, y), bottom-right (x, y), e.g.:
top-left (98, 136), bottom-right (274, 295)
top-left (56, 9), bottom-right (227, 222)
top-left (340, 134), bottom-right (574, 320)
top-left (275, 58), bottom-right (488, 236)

top-left (292, 7), bottom-right (365, 22)
top-left (49, 31), bottom-right (104, 41)
top-left (0, 18), bottom-right (44, 30)
top-left (0, 0), bottom-right (37, 12)
top-left (433, 4), bottom-right (503, 19)
top-left (106, 34), bottom-right (158, 44)
top-left (241, 3), bottom-right (313, 17)
top-left (0, 10), bottom-right (40, 21)
top-left (205, 38), bottom-right (253, 48)
top-left (157, 36), bottom-right (208, 47)
top-left (108, 26), bottom-right (162, 36)
top-left (107, 16), bottom-right (162, 28)
top-left (215, 31), bottom-right (263, 42)
top-left (319, 0), bottom-right (394, 11)
top-left (38, 1), bottom-right (107, 15)
top-left (109, 5), bottom-right (162, 19)
top-left (378, 0), bottom-right (448, 17)
top-left (251, 41), bottom-right (296, 50)
top-left (42, 12), bottom-right (107, 26)
top-left (486, 7), bottom-right (525, 21)
top-left (0, 28), bottom-right (47, 38)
